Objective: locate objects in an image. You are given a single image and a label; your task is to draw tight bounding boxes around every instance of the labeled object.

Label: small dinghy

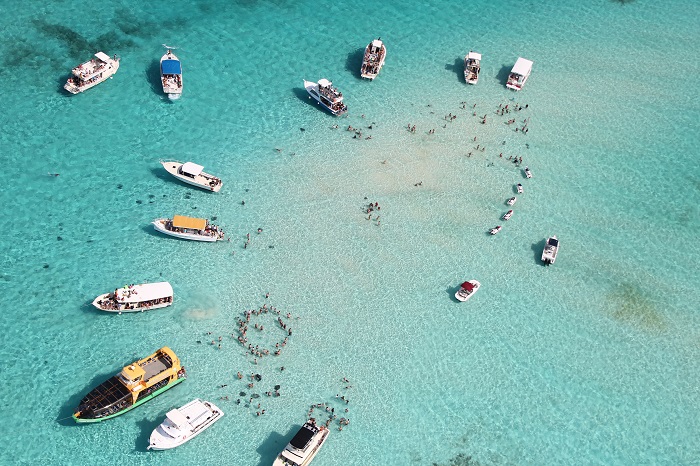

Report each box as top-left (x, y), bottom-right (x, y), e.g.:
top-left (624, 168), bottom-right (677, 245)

top-left (489, 225), bottom-right (502, 235)
top-left (524, 167), bottom-right (532, 179)
top-left (517, 183), bottom-right (523, 194)
top-left (507, 197), bottom-right (517, 206)
top-left (502, 210), bottom-right (513, 221)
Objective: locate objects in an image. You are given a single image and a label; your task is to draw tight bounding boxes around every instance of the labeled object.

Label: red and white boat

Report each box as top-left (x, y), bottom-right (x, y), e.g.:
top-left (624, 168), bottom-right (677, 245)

top-left (455, 280), bottom-right (481, 302)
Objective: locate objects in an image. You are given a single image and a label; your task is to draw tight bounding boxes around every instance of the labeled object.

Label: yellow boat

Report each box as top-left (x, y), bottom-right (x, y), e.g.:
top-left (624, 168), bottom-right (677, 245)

top-left (72, 347), bottom-right (186, 423)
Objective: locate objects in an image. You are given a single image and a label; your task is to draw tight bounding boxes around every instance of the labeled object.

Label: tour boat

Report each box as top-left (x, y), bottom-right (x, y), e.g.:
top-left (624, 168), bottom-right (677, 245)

top-left (489, 225), bottom-right (502, 235)
top-left (73, 347), bottom-right (186, 423)
top-left (455, 280), bottom-right (481, 302)
top-left (502, 210), bottom-right (513, 221)
top-left (160, 160), bottom-right (222, 192)
top-left (64, 52), bottom-right (120, 94)
top-left (152, 215), bottom-right (225, 242)
top-left (360, 38), bottom-right (386, 80)
top-left (303, 79), bottom-right (348, 116)
top-left (517, 183), bottom-right (524, 194)
top-left (273, 419), bottom-right (329, 466)
top-left (524, 167), bottom-right (532, 179)
top-left (148, 399), bottom-right (224, 450)
top-left (541, 235), bottom-right (559, 265)
top-left (507, 197), bottom-right (517, 206)
top-left (506, 57), bottom-right (533, 91)
top-left (160, 48), bottom-right (183, 99)
top-left (92, 282), bottom-right (174, 313)
top-left (463, 51), bottom-right (481, 84)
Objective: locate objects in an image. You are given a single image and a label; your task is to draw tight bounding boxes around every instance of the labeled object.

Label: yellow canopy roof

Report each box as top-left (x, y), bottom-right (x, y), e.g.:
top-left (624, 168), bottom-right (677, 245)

top-left (172, 215), bottom-right (207, 230)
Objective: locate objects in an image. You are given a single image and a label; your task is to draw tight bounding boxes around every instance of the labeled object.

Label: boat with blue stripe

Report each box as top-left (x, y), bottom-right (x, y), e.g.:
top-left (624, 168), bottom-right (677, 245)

top-left (160, 47), bottom-right (182, 99)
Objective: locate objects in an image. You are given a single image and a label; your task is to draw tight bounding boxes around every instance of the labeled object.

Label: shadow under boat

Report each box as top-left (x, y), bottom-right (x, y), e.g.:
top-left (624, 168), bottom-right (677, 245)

top-left (345, 47), bottom-right (365, 80)
top-left (255, 424), bottom-right (301, 466)
top-left (445, 57), bottom-right (464, 83)
top-left (531, 238), bottom-right (547, 266)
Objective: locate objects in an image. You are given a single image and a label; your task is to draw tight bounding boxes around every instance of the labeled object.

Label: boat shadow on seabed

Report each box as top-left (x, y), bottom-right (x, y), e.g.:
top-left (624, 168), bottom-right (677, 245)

top-left (444, 57), bottom-right (464, 83)
top-left (56, 369), bottom-right (117, 426)
top-left (145, 59), bottom-right (170, 101)
top-left (446, 285), bottom-right (465, 303)
top-left (531, 238), bottom-right (547, 266)
top-left (134, 413), bottom-right (166, 451)
top-left (344, 47), bottom-right (365, 80)
top-left (255, 425), bottom-right (301, 466)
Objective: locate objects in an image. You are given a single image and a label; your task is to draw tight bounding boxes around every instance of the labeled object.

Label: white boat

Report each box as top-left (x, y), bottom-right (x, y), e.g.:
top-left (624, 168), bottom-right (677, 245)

top-left (160, 48), bottom-right (182, 99)
top-left (303, 79), bottom-right (348, 116)
top-left (360, 38), bottom-right (386, 80)
top-left (506, 57), bottom-right (533, 91)
top-left (148, 399), bottom-right (223, 450)
top-left (273, 419), bottom-right (329, 466)
top-left (463, 51), bottom-right (481, 84)
top-left (489, 225), bottom-right (502, 235)
top-left (93, 282), bottom-right (173, 313)
top-left (502, 210), bottom-right (513, 221)
top-left (455, 280), bottom-right (481, 302)
top-left (507, 197), bottom-right (517, 206)
top-left (64, 52), bottom-right (120, 94)
top-left (524, 167), bottom-right (532, 179)
top-left (152, 216), bottom-right (225, 242)
top-left (541, 235), bottom-right (559, 265)
top-left (160, 161), bottom-right (222, 192)
top-left (517, 183), bottom-right (524, 194)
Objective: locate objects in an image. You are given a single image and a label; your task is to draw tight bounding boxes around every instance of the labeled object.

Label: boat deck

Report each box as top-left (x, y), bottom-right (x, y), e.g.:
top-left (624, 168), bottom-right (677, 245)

top-left (141, 354), bottom-right (173, 379)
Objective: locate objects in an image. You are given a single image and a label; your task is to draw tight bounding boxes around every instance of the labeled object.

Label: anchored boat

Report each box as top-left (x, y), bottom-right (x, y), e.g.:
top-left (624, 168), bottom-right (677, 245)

top-left (455, 280), bottom-right (481, 302)
top-left (303, 79), bottom-right (348, 116)
top-left (92, 282), bottom-right (173, 313)
top-left (72, 347), bottom-right (186, 423)
top-left (160, 48), bottom-right (182, 99)
top-left (541, 235), bottom-right (559, 265)
top-left (464, 51), bottom-right (481, 84)
top-left (160, 160), bottom-right (222, 192)
top-left (152, 215), bottom-right (225, 242)
top-left (273, 418), bottom-right (329, 466)
top-left (64, 52), bottom-right (120, 94)
top-left (506, 57), bottom-right (533, 91)
top-left (360, 38), bottom-right (386, 80)
top-left (148, 399), bottom-right (224, 450)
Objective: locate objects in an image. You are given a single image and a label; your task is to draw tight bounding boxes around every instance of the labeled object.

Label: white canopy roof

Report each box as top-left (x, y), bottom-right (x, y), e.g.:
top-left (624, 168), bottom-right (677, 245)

top-left (371, 39), bottom-right (383, 48)
top-left (467, 51), bottom-right (482, 60)
top-left (511, 57), bottom-right (533, 76)
top-left (181, 162), bottom-right (204, 176)
top-left (165, 409), bottom-right (191, 430)
top-left (115, 282), bottom-right (173, 303)
top-left (95, 52), bottom-right (111, 63)
top-left (318, 78), bottom-right (331, 87)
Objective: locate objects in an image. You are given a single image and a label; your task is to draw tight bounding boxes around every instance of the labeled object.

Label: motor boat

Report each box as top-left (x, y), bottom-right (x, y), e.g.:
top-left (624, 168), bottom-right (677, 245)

top-left (303, 79), bottom-right (348, 116)
top-left (524, 167), bottom-right (532, 179)
top-left (455, 280), bottom-right (481, 302)
top-left (93, 282), bottom-right (173, 313)
top-left (506, 57), bottom-right (533, 91)
top-left (502, 210), bottom-right (513, 221)
top-left (517, 183), bottom-right (523, 194)
top-left (148, 399), bottom-right (223, 450)
top-left (541, 235), bottom-right (559, 265)
top-left (463, 51), bottom-right (481, 84)
top-left (489, 225), bottom-right (502, 235)
top-left (507, 197), bottom-right (517, 206)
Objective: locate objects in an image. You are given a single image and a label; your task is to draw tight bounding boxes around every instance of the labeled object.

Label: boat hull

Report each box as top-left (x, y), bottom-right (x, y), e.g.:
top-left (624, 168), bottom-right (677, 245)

top-left (273, 427), bottom-right (329, 466)
top-left (455, 280), bottom-right (481, 302)
top-left (92, 293), bottom-right (173, 313)
top-left (152, 219), bottom-right (221, 242)
top-left (360, 43), bottom-right (386, 80)
top-left (73, 377), bottom-right (185, 423)
top-left (303, 80), bottom-right (347, 116)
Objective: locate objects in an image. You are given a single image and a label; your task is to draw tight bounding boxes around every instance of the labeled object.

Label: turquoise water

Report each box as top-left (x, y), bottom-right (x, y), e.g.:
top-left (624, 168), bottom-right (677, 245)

top-left (1, 0), bottom-right (699, 464)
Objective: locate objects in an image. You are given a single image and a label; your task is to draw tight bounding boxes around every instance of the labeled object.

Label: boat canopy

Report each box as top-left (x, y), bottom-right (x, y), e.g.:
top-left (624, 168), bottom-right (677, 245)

top-left (166, 409), bottom-right (191, 430)
top-left (182, 399), bottom-right (213, 424)
top-left (467, 51), bottom-right (482, 61)
top-left (289, 425), bottom-right (315, 450)
top-left (181, 162), bottom-right (204, 176)
top-left (548, 237), bottom-right (559, 247)
top-left (95, 52), bottom-right (112, 63)
top-left (371, 39), bottom-right (383, 48)
top-left (461, 281), bottom-right (475, 291)
top-left (161, 59), bottom-right (182, 75)
top-left (115, 282), bottom-right (174, 303)
top-left (511, 57), bottom-right (533, 76)
top-left (318, 78), bottom-right (331, 87)
top-left (172, 215), bottom-right (207, 230)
